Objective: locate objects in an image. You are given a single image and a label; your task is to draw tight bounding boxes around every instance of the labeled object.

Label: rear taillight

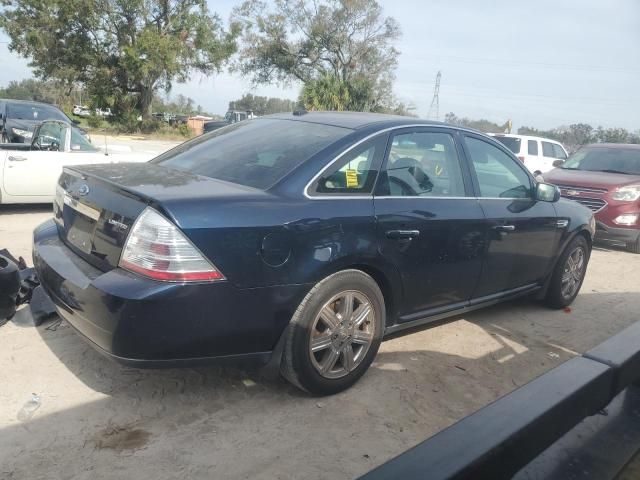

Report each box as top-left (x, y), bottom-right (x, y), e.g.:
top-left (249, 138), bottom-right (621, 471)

top-left (517, 156), bottom-right (525, 163)
top-left (119, 207), bottom-right (224, 282)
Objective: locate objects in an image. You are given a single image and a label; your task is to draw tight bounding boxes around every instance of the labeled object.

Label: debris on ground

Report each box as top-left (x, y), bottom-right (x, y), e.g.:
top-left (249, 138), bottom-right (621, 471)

top-left (16, 394), bottom-right (41, 422)
top-left (548, 352), bottom-right (560, 359)
top-left (242, 379), bottom-right (257, 388)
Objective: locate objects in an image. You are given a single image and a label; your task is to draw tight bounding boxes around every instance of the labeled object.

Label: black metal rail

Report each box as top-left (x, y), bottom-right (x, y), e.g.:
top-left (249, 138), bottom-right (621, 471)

top-left (359, 321), bottom-right (640, 480)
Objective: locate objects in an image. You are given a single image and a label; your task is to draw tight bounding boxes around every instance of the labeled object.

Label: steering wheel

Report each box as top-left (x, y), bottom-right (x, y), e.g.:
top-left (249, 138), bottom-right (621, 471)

top-left (49, 140), bottom-right (60, 151)
top-left (388, 176), bottom-right (418, 196)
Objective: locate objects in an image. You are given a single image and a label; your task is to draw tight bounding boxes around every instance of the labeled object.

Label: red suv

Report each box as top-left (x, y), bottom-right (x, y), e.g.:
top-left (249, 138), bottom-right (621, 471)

top-left (543, 144), bottom-right (640, 253)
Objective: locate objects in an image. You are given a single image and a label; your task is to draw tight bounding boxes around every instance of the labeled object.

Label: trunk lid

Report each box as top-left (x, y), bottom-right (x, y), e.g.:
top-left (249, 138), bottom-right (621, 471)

top-left (55, 163), bottom-right (264, 271)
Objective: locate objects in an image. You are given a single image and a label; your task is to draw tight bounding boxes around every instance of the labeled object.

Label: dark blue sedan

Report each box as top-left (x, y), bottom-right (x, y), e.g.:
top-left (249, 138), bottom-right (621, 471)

top-left (33, 112), bottom-right (595, 395)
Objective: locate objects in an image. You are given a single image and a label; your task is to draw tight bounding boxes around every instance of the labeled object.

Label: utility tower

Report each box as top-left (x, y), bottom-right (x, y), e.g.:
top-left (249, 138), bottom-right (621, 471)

top-left (427, 71), bottom-right (441, 121)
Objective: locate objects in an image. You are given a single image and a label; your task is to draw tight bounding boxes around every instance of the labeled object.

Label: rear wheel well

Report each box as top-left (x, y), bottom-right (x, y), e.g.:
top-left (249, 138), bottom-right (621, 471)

top-left (342, 264), bottom-right (395, 325)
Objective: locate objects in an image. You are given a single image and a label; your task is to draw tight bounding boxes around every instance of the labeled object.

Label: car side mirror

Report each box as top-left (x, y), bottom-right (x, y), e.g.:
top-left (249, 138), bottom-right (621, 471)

top-left (536, 182), bottom-right (560, 202)
top-left (552, 159), bottom-right (564, 168)
top-left (72, 119), bottom-right (80, 125)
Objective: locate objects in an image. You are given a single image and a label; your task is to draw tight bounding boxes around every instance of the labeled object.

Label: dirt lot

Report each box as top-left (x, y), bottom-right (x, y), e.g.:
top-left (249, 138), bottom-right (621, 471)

top-left (1, 205), bottom-right (639, 480)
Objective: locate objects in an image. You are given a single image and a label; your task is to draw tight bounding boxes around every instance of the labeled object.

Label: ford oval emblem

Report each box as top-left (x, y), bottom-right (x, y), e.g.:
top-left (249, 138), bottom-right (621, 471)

top-left (78, 184), bottom-right (90, 196)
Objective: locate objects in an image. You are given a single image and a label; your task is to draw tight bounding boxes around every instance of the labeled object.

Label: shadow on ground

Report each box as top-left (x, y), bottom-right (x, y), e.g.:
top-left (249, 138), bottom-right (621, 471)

top-left (1, 290), bottom-right (638, 479)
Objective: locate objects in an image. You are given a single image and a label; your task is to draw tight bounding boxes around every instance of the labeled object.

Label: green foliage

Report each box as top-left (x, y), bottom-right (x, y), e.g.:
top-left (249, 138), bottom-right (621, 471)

top-left (228, 94), bottom-right (298, 115)
top-left (233, 0), bottom-right (401, 112)
top-left (444, 112), bottom-right (509, 133)
top-left (153, 93), bottom-right (216, 117)
top-left (518, 124), bottom-right (640, 148)
top-left (0, 78), bottom-right (75, 110)
top-left (86, 115), bottom-right (103, 129)
top-left (301, 75), bottom-right (353, 111)
top-left (177, 123), bottom-right (191, 137)
top-left (0, 0), bottom-right (238, 120)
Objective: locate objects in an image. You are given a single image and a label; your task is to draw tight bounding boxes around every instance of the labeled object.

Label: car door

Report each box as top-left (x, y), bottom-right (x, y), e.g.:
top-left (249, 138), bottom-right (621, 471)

top-left (541, 140), bottom-right (561, 173)
top-left (461, 134), bottom-right (560, 298)
top-left (3, 121), bottom-right (69, 197)
top-left (374, 128), bottom-right (486, 321)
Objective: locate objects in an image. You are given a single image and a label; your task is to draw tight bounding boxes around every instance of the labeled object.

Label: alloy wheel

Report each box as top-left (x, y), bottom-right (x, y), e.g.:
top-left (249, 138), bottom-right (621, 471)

top-left (309, 290), bottom-right (376, 379)
top-left (561, 246), bottom-right (585, 299)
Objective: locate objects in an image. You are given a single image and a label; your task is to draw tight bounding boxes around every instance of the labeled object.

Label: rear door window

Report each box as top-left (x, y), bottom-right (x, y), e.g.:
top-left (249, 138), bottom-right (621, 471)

top-left (528, 140), bottom-right (539, 155)
top-left (152, 119), bottom-right (350, 190)
top-left (494, 136), bottom-right (521, 154)
top-left (552, 143), bottom-right (567, 159)
top-left (542, 141), bottom-right (555, 158)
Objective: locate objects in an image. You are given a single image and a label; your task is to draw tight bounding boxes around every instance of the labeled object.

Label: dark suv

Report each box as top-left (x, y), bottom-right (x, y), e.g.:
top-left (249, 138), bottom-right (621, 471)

top-left (543, 144), bottom-right (640, 253)
top-left (0, 99), bottom-right (86, 143)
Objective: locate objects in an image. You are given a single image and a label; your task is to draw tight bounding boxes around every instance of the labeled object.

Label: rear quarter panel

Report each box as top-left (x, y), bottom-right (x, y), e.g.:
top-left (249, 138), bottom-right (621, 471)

top-left (166, 196), bottom-right (386, 291)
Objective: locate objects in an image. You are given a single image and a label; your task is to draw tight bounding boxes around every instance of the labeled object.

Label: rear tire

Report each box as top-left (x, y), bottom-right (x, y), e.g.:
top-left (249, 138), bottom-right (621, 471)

top-left (281, 269), bottom-right (385, 396)
top-left (626, 235), bottom-right (640, 254)
top-left (544, 235), bottom-right (590, 309)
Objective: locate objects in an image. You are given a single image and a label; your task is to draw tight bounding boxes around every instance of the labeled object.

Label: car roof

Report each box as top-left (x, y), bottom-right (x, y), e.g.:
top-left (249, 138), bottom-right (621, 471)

top-left (0, 98), bottom-right (60, 108)
top-left (264, 111), bottom-right (452, 130)
top-left (490, 133), bottom-right (563, 144)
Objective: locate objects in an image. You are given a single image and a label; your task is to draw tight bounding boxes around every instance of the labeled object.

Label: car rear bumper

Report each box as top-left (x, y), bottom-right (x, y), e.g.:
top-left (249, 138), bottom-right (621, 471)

top-left (594, 221), bottom-right (640, 245)
top-left (33, 219), bottom-right (310, 365)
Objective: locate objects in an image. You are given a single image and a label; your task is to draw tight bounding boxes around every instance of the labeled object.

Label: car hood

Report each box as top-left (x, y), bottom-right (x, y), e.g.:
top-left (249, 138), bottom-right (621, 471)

top-left (544, 168), bottom-right (640, 191)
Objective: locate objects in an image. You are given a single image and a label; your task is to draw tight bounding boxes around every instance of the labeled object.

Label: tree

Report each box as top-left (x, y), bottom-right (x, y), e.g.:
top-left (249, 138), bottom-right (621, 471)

top-left (228, 94), bottom-right (297, 115)
top-left (232, 0), bottom-right (401, 111)
top-left (444, 112), bottom-right (507, 133)
top-left (0, 0), bottom-right (238, 118)
top-left (595, 127), bottom-right (630, 144)
top-left (0, 79), bottom-right (68, 106)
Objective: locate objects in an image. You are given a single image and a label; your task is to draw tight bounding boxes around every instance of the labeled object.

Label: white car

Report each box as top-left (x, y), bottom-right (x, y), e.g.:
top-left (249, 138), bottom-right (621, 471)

top-left (72, 105), bottom-right (92, 117)
top-left (0, 120), bottom-right (153, 204)
top-left (489, 134), bottom-right (568, 175)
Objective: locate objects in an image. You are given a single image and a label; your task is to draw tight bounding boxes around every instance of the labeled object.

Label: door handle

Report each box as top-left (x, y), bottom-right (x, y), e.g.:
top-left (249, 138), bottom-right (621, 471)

top-left (493, 225), bottom-right (516, 232)
top-left (8, 155), bottom-right (27, 162)
top-left (386, 229), bottom-right (420, 240)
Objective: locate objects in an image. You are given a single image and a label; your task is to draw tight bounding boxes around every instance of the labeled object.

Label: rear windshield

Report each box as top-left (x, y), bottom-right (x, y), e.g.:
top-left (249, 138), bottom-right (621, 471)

top-left (152, 119), bottom-right (350, 189)
top-left (494, 136), bottom-right (521, 154)
top-left (7, 103), bottom-right (68, 121)
top-left (562, 147), bottom-right (640, 175)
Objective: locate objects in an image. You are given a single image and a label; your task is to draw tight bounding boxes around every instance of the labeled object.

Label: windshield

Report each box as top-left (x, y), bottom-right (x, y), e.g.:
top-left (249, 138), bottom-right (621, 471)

top-left (70, 128), bottom-right (98, 152)
top-left (152, 119), bottom-right (350, 189)
top-left (494, 136), bottom-right (521, 154)
top-left (562, 147), bottom-right (640, 175)
top-left (7, 103), bottom-right (68, 122)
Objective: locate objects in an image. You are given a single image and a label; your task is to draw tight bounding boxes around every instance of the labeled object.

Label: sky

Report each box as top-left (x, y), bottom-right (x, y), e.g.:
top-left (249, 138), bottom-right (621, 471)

top-left (1, 0), bottom-right (639, 130)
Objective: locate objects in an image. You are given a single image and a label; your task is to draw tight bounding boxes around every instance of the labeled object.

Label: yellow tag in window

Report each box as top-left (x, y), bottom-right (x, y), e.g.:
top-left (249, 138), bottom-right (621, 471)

top-left (345, 169), bottom-right (359, 188)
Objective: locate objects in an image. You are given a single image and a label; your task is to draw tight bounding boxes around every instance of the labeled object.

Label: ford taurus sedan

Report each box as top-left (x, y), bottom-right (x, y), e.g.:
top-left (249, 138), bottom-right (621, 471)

top-left (33, 112), bottom-right (595, 395)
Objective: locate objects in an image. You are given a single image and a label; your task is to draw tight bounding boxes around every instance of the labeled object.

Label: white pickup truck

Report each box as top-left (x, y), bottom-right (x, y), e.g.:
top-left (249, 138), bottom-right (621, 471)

top-left (0, 120), bottom-right (153, 204)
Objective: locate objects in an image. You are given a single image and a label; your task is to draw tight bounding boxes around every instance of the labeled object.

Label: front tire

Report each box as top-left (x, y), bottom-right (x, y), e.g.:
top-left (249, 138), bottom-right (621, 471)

top-left (626, 234), bottom-right (640, 254)
top-left (544, 235), bottom-right (590, 309)
top-left (281, 269), bottom-right (385, 395)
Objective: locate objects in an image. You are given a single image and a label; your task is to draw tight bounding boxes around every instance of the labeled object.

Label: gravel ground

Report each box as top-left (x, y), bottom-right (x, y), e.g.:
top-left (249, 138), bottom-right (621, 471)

top-left (1, 206), bottom-right (639, 480)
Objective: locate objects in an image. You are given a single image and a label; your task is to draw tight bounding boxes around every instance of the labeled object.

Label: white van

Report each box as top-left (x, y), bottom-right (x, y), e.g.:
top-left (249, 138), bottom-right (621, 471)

top-left (489, 134), bottom-right (568, 175)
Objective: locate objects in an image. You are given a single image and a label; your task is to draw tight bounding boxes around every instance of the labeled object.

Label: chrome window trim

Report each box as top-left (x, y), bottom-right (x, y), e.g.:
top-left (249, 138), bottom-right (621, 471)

top-left (304, 124), bottom-right (468, 200)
